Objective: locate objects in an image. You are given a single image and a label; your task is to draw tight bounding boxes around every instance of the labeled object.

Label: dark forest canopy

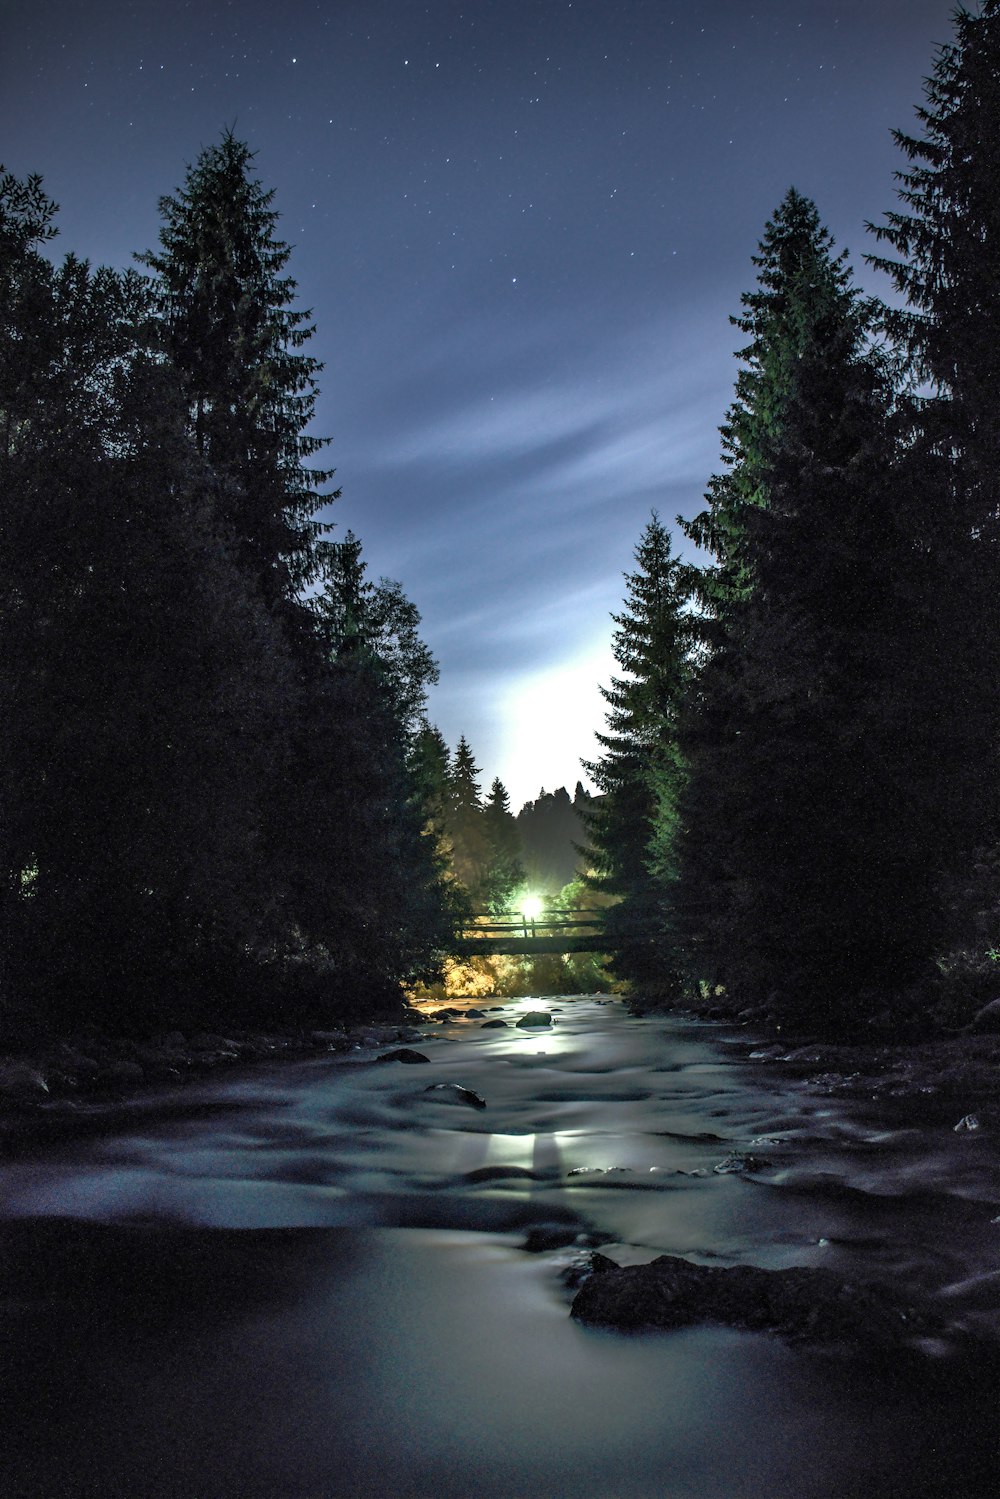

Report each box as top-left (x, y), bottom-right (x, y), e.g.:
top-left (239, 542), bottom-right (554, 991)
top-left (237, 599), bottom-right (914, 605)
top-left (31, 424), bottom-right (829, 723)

top-left (0, 143), bottom-right (456, 1035)
top-left (590, 1), bottom-right (1000, 1036)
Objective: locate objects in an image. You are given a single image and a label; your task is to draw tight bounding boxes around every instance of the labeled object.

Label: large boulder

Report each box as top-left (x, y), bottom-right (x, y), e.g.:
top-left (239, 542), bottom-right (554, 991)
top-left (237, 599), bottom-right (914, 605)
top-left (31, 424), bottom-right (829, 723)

top-left (570, 1253), bottom-right (942, 1349)
top-left (516, 1011), bottom-right (552, 1029)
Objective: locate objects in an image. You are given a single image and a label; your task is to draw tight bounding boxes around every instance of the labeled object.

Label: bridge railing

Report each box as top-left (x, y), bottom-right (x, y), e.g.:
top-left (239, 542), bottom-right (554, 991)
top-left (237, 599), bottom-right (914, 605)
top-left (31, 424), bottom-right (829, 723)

top-left (460, 908), bottom-right (606, 937)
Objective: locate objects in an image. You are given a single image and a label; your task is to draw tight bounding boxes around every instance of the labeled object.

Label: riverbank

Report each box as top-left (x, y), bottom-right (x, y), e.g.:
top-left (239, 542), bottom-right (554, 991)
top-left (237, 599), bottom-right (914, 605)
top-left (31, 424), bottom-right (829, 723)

top-left (632, 987), bottom-right (1000, 1118)
top-left (0, 1012), bottom-right (429, 1143)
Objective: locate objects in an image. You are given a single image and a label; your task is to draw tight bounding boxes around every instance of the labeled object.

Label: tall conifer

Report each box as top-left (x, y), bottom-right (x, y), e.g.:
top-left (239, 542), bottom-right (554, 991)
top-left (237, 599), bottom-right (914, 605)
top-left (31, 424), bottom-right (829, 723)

top-left (868, 0), bottom-right (1000, 965)
top-left (447, 737), bottom-right (489, 897)
top-left (139, 130), bottom-right (336, 607)
top-left (0, 170), bottom-right (290, 1025)
top-left (585, 513), bottom-right (694, 992)
top-left (481, 778), bottom-right (526, 913)
top-left (680, 191), bottom-right (947, 1027)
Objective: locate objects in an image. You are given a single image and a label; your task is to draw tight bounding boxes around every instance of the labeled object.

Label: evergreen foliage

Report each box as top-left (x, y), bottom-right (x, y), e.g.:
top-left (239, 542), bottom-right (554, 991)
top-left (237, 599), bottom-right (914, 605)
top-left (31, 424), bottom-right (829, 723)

top-left (410, 727), bottom-right (453, 841)
top-left (677, 190), bottom-right (950, 1026)
top-left (516, 785), bottom-right (592, 892)
top-left (138, 133), bottom-right (456, 1011)
top-left (446, 735), bottom-right (489, 895)
top-left (868, 0), bottom-right (1000, 969)
top-left (481, 778), bottom-right (526, 914)
top-left (317, 531), bottom-right (439, 740)
top-left (289, 529), bottom-right (456, 994)
top-left (137, 130), bottom-right (337, 609)
top-left (584, 514), bottom-right (694, 992)
top-left (10, 1), bottom-right (1000, 1045)
top-left (0, 170), bottom-right (290, 1027)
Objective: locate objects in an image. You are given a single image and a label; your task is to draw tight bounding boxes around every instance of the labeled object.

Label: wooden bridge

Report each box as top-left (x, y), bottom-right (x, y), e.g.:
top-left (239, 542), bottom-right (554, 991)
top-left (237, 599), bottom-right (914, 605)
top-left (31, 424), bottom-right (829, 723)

top-left (453, 909), bottom-right (616, 956)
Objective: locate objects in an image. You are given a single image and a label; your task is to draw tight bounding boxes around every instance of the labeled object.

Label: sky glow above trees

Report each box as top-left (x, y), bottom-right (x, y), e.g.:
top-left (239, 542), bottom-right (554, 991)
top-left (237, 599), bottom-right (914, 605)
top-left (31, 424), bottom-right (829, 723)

top-left (2, 0), bottom-right (958, 803)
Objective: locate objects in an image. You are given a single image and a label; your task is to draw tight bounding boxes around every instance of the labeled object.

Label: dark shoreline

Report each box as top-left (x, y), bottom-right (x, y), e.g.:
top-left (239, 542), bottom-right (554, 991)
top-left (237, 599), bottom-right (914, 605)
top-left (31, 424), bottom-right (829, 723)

top-left (0, 1011), bottom-right (429, 1147)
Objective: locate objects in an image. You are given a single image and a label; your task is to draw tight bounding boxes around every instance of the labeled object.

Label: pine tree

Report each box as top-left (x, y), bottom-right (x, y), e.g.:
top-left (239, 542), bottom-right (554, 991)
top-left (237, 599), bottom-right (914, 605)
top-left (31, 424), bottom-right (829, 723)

top-left (447, 736), bottom-right (488, 897)
top-left (481, 778), bottom-right (526, 914)
top-left (264, 527), bottom-right (455, 1001)
top-left (584, 513), bottom-right (694, 992)
top-left (0, 170), bottom-right (291, 1026)
top-left (273, 654), bottom-right (455, 1003)
top-left (317, 531), bottom-right (439, 740)
top-left (410, 726), bottom-right (452, 840)
top-left (139, 130), bottom-right (337, 608)
top-left (867, 0), bottom-right (1000, 965)
top-left (679, 190), bottom-right (947, 1027)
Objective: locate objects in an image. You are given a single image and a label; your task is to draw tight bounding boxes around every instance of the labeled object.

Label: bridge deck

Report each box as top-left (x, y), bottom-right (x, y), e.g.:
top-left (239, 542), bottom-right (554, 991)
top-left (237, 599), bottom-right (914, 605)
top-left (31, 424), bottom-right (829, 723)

top-left (452, 909), bottom-right (614, 957)
top-left (453, 933), bottom-right (616, 956)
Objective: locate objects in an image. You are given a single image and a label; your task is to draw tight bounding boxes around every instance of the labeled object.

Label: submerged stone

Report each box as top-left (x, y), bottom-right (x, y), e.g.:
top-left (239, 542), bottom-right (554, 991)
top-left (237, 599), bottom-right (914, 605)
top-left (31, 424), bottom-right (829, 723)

top-left (522, 1223), bottom-right (580, 1252)
top-left (523, 1224), bottom-right (616, 1254)
top-left (375, 1049), bottom-right (430, 1064)
top-left (465, 1165), bottom-right (540, 1183)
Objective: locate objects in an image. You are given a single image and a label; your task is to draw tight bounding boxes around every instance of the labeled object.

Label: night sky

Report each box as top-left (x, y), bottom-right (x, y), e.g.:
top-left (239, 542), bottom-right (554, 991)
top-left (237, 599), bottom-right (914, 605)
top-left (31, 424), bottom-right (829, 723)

top-left (4, 0), bottom-right (957, 806)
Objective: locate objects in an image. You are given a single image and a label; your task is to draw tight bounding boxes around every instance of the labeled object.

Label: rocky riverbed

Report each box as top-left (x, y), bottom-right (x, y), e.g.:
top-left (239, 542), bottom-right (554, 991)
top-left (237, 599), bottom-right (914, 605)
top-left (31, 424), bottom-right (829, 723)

top-left (3, 995), bottom-right (1000, 1497)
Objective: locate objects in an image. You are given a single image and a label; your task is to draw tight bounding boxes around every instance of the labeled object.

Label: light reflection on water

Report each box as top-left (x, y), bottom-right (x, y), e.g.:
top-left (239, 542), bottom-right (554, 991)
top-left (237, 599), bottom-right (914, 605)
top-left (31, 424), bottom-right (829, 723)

top-left (2, 997), bottom-right (1000, 1497)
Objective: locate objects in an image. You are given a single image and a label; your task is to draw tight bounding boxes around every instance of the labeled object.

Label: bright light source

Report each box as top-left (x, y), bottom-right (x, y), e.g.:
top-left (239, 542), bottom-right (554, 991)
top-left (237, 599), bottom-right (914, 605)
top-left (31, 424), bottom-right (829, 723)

top-left (520, 894), bottom-right (544, 921)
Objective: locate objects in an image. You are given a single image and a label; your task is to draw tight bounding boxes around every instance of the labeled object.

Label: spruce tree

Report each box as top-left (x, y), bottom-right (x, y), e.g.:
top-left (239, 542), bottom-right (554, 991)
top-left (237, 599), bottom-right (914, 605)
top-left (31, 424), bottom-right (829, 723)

top-left (139, 130), bottom-right (336, 608)
top-left (317, 531), bottom-right (439, 740)
top-left (291, 530), bottom-right (456, 991)
top-left (679, 190), bottom-right (946, 1027)
top-left (481, 778), bottom-right (526, 914)
top-left (274, 654), bottom-right (455, 1002)
top-left (584, 513), bottom-right (694, 992)
top-left (868, 0), bottom-right (1000, 968)
top-left (410, 726), bottom-right (452, 841)
top-left (0, 170), bottom-right (290, 1027)
top-left (447, 736), bottom-right (488, 897)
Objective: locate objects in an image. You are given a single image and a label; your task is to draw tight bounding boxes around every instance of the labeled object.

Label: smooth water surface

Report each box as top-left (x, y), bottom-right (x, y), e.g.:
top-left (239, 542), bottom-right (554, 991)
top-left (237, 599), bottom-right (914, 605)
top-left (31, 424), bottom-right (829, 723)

top-left (2, 997), bottom-right (999, 1497)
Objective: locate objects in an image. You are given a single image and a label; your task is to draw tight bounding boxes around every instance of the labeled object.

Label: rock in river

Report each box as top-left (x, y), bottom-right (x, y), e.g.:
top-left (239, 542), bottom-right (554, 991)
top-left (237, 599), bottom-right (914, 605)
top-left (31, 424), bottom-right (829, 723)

top-left (713, 1152), bottom-right (773, 1175)
top-left (376, 1049), bottom-right (430, 1064)
top-left (423, 1082), bottom-right (487, 1110)
top-left (516, 1012), bottom-right (552, 1029)
top-left (570, 1253), bottom-right (943, 1349)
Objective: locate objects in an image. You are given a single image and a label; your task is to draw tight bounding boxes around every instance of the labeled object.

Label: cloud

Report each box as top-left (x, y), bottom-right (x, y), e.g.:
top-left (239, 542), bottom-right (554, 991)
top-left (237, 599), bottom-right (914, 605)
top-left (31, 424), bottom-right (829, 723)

top-left (371, 308), bottom-right (727, 488)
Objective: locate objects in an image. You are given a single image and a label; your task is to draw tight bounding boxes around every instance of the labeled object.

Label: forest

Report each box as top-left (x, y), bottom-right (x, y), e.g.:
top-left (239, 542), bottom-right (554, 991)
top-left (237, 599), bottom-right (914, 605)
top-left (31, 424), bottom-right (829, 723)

top-left (586, 3), bottom-right (1000, 1039)
top-left (3, 2), bottom-right (1000, 1048)
top-left (0, 134), bottom-right (543, 1039)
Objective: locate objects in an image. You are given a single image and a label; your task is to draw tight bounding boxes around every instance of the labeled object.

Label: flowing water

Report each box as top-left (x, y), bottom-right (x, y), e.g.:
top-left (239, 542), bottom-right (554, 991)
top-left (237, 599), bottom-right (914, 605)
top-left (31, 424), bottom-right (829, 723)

top-left (2, 997), bottom-right (999, 1497)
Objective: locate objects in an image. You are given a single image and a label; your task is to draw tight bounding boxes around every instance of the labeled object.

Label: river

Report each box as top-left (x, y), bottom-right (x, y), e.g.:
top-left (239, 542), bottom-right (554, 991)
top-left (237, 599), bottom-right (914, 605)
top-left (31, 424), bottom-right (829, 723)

top-left (2, 995), bottom-right (999, 1497)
